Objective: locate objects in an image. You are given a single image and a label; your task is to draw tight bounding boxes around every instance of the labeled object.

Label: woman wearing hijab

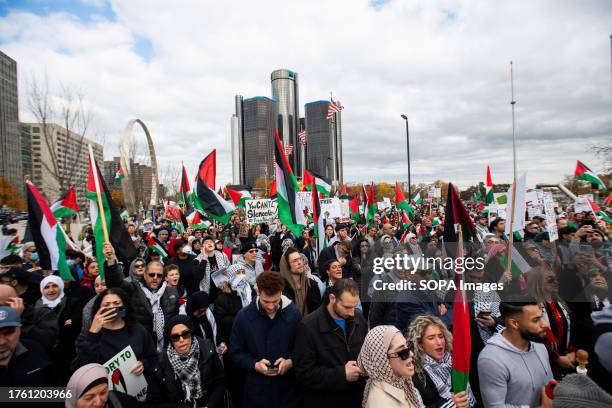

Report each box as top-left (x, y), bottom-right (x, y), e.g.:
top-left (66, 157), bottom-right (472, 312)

top-left (125, 258), bottom-right (146, 282)
top-left (65, 363), bottom-right (136, 408)
top-left (149, 316), bottom-right (226, 408)
top-left (81, 275), bottom-right (107, 335)
top-left (80, 261), bottom-right (99, 289)
top-left (186, 291), bottom-right (227, 355)
top-left (71, 287), bottom-right (158, 383)
top-left (357, 325), bottom-right (424, 408)
top-left (279, 247), bottom-right (321, 316)
top-left (34, 275), bottom-right (82, 383)
top-left (407, 315), bottom-right (474, 408)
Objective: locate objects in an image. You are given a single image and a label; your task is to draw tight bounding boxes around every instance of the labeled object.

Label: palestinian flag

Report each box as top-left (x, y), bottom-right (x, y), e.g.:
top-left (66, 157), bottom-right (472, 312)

top-left (50, 186), bottom-right (78, 219)
top-left (146, 232), bottom-right (168, 258)
top-left (87, 148), bottom-right (137, 279)
top-left (303, 169), bottom-right (332, 196)
top-left (604, 193), bottom-right (612, 207)
top-left (575, 160), bottom-right (606, 190)
top-left (0, 235), bottom-right (20, 259)
top-left (412, 189), bottom-right (423, 205)
top-left (26, 182), bottom-right (72, 280)
top-left (501, 245), bottom-right (531, 279)
top-left (451, 257), bottom-right (471, 400)
top-left (443, 183), bottom-right (476, 244)
top-left (485, 165), bottom-right (494, 205)
top-left (162, 199), bottom-right (183, 221)
top-left (364, 182), bottom-right (378, 228)
top-left (274, 130), bottom-right (306, 236)
top-left (179, 163), bottom-right (192, 210)
top-left (114, 166), bottom-right (125, 181)
top-left (226, 185), bottom-right (252, 208)
top-left (269, 180), bottom-right (277, 199)
top-left (597, 210), bottom-right (612, 225)
top-left (349, 194), bottom-right (361, 223)
top-left (339, 184), bottom-right (349, 199)
top-left (395, 182), bottom-right (414, 217)
top-left (192, 150), bottom-right (235, 224)
top-left (311, 179), bottom-right (326, 254)
top-left (186, 210), bottom-right (210, 230)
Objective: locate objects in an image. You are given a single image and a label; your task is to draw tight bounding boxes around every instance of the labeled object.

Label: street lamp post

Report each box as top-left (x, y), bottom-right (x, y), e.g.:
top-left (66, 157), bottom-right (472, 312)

top-left (401, 114), bottom-right (411, 198)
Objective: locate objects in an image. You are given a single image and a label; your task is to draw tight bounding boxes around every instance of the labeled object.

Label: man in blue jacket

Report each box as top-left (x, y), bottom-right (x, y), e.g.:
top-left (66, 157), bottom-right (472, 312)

top-left (230, 271), bottom-right (302, 408)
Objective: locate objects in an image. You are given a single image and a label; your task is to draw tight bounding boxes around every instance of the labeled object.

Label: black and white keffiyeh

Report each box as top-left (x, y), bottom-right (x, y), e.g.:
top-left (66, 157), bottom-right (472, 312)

top-left (139, 280), bottom-right (167, 353)
top-left (197, 250), bottom-right (230, 294)
top-left (167, 339), bottom-right (202, 402)
top-left (422, 352), bottom-right (476, 407)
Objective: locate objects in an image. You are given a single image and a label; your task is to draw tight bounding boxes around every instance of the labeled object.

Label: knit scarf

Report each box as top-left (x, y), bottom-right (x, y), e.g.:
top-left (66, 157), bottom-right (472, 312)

top-left (167, 339), bottom-right (202, 402)
top-left (422, 352), bottom-right (476, 406)
top-left (139, 280), bottom-right (167, 353)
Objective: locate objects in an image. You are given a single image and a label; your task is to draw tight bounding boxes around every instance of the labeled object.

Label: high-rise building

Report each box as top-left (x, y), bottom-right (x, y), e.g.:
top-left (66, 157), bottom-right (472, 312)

top-left (103, 156), bottom-right (155, 206)
top-left (305, 100), bottom-right (343, 184)
top-left (241, 97), bottom-right (276, 188)
top-left (231, 95), bottom-right (244, 184)
top-left (0, 51), bottom-right (22, 195)
top-left (21, 123), bottom-right (103, 212)
top-left (271, 69), bottom-right (302, 175)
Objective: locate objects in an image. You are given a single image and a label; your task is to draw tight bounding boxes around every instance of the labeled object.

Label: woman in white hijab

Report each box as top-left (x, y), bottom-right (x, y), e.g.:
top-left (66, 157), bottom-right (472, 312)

top-left (357, 325), bottom-right (424, 408)
top-left (34, 275), bottom-right (82, 383)
top-left (65, 363), bottom-right (134, 407)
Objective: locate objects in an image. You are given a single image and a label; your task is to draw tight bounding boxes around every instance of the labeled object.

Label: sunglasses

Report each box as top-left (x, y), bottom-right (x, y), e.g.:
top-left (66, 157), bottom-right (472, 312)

top-left (147, 273), bottom-right (163, 278)
top-left (170, 329), bottom-right (192, 342)
top-left (388, 343), bottom-right (413, 360)
top-left (247, 249), bottom-right (257, 253)
top-left (134, 264), bottom-right (145, 268)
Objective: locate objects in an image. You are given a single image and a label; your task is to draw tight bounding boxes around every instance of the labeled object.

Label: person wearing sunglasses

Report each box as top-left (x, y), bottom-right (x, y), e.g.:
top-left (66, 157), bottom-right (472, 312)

top-left (407, 315), bottom-right (474, 408)
top-left (526, 266), bottom-right (576, 379)
top-left (357, 325), bottom-right (423, 408)
top-left (148, 315), bottom-right (226, 408)
top-left (103, 242), bottom-right (179, 353)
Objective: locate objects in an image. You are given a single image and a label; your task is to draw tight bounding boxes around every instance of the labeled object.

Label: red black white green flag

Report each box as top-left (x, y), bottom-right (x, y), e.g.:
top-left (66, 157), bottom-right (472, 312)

top-left (364, 183), bottom-right (377, 228)
top-left (274, 130), bottom-right (306, 236)
top-left (191, 150), bottom-right (234, 224)
top-left (574, 160), bottom-right (606, 190)
top-left (50, 186), bottom-right (78, 219)
top-left (303, 169), bottom-right (332, 196)
top-left (311, 178), bottom-right (326, 254)
top-left (146, 232), bottom-right (168, 258)
top-left (226, 185), bottom-right (252, 208)
top-left (114, 166), bottom-right (125, 181)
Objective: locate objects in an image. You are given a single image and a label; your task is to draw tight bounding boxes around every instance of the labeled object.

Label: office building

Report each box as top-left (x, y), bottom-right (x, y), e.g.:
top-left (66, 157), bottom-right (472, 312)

top-left (271, 69), bottom-right (302, 175)
top-left (0, 51), bottom-right (22, 194)
top-left (103, 156), bottom-right (155, 206)
top-left (304, 100), bottom-right (343, 184)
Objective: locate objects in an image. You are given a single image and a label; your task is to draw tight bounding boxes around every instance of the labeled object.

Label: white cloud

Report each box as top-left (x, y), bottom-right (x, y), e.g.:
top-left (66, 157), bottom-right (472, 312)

top-left (1, 0), bottom-right (610, 191)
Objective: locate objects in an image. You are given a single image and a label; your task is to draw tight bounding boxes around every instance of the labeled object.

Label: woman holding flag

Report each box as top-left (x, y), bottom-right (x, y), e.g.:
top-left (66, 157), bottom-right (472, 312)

top-left (407, 315), bottom-right (474, 408)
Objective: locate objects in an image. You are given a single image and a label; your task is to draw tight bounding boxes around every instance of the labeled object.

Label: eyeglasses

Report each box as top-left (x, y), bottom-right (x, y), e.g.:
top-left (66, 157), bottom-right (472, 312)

top-left (247, 249), bottom-right (257, 254)
top-left (170, 329), bottom-right (192, 342)
top-left (147, 273), bottom-right (163, 278)
top-left (388, 344), bottom-right (413, 360)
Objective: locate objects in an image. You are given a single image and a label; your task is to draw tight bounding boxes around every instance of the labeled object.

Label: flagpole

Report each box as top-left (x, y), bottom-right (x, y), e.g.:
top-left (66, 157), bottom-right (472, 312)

top-left (505, 61), bottom-right (518, 278)
top-left (89, 145), bottom-right (110, 243)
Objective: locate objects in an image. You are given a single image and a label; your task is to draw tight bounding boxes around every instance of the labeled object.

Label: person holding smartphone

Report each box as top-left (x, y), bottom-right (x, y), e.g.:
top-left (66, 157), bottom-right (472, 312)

top-left (71, 287), bottom-right (158, 384)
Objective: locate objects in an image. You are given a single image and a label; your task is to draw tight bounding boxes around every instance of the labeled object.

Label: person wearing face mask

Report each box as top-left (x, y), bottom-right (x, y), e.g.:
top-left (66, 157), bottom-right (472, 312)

top-left (103, 242), bottom-right (179, 353)
top-left (21, 242), bottom-right (39, 272)
top-left (357, 325), bottom-right (424, 408)
top-left (71, 288), bottom-right (158, 383)
top-left (407, 316), bottom-right (474, 408)
top-left (148, 316), bottom-right (226, 408)
top-left (81, 275), bottom-right (107, 335)
top-left (186, 291), bottom-right (227, 355)
top-left (280, 247), bottom-right (321, 316)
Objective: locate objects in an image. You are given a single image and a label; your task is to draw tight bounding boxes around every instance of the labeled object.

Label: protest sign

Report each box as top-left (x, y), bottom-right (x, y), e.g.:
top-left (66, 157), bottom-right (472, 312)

top-left (574, 196), bottom-right (593, 213)
top-left (103, 346), bottom-right (148, 402)
top-left (245, 199), bottom-right (278, 224)
top-left (340, 199), bottom-right (351, 221)
top-left (428, 186), bottom-right (436, 198)
top-left (435, 187), bottom-right (442, 198)
top-left (542, 192), bottom-right (558, 241)
top-left (320, 197), bottom-right (342, 218)
top-left (296, 192), bottom-right (313, 212)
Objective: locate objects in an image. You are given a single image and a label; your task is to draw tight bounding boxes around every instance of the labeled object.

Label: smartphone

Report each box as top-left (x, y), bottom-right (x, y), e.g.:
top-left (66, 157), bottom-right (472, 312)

top-left (99, 307), bottom-right (113, 315)
top-left (579, 244), bottom-right (594, 255)
top-left (115, 307), bottom-right (126, 318)
top-left (267, 364), bottom-right (279, 374)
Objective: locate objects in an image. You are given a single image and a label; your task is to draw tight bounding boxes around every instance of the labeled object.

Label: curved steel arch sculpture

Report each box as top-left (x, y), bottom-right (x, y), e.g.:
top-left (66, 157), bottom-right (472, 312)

top-left (120, 119), bottom-right (159, 214)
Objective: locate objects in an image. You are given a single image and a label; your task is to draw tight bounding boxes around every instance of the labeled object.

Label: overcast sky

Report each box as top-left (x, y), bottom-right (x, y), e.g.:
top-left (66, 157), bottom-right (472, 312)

top-left (1, 0), bottom-right (611, 190)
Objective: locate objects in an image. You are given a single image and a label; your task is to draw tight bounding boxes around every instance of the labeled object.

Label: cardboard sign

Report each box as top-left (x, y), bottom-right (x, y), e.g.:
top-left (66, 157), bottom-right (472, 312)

top-left (543, 192), bottom-right (558, 241)
top-left (103, 346), bottom-right (148, 402)
top-left (574, 197), bottom-right (593, 213)
top-left (340, 199), bottom-right (351, 221)
top-left (428, 186), bottom-right (436, 198)
top-left (296, 192), bottom-right (313, 212)
top-left (320, 197), bottom-right (342, 218)
top-left (245, 199), bottom-right (278, 224)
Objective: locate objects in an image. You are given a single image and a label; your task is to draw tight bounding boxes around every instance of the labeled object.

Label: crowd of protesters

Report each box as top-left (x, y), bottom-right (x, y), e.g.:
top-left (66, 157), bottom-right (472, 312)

top-left (0, 198), bottom-right (611, 408)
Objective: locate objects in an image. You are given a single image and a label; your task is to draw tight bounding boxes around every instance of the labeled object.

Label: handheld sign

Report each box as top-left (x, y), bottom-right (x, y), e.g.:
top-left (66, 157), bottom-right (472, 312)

top-left (103, 345), bottom-right (148, 402)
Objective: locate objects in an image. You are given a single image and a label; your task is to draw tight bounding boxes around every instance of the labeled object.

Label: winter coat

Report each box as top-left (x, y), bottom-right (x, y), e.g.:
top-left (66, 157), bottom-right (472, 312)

top-left (364, 380), bottom-right (420, 408)
top-left (282, 278), bottom-right (322, 316)
top-left (293, 304), bottom-right (367, 408)
top-left (0, 340), bottom-right (54, 387)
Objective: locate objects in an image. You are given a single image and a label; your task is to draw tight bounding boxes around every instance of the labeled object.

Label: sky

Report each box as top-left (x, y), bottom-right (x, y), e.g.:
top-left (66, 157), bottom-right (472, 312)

top-left (1, 0), bottom-right (611, 190)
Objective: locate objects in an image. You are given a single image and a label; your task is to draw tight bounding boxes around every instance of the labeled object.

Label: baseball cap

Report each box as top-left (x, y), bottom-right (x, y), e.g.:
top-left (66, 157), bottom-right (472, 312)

top-left (0, 306), bottom-right (21, 328)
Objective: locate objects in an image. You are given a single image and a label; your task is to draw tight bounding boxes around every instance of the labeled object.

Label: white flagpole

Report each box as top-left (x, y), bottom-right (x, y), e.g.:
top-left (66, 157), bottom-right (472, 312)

top-left (505, 62), bottom-right (518, 277)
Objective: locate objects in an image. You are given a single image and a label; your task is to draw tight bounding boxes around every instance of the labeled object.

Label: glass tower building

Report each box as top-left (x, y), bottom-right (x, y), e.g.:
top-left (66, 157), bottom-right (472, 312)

top-left (271, 69), bottom-right (301, 175)
top-left (305, 100), bottom-right (343, 184)
top-left (240, 96), bottom-right (276, 187)
top-left (0, 51), bottom-right (22, 194)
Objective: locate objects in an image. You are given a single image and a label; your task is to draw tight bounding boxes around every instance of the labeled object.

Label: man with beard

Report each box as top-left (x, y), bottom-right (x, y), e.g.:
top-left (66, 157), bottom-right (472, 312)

top-left (478, 295), bottom-right (553, 408)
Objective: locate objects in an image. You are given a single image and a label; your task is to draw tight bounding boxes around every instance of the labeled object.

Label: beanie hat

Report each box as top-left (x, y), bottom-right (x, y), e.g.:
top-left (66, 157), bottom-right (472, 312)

top-left (553, 374), bottom-right (612, 408)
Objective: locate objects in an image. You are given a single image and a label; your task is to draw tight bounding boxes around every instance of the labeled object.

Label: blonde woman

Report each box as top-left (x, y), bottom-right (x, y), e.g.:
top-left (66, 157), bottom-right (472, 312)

top-left (407, 315), bottom-right (475, 408)
top-left (357, 325), bottom-right (424, 408)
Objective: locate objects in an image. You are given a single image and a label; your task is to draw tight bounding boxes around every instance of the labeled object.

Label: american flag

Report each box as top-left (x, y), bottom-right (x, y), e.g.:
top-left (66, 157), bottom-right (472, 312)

top-left (298, 130), bottom-right (306, 146)
top-left (327, 101), bottom-right (343, 120)
top-left (284, 144), bottom-right (294, 155)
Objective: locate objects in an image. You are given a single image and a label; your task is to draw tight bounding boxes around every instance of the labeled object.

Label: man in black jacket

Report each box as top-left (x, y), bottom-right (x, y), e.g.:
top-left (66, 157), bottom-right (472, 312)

top-left (317, 240), bottom-right (354, 280)
top-left (104, 242), bottom-right (179, 353)
top-left (294, 279), bottom-right (367, 408)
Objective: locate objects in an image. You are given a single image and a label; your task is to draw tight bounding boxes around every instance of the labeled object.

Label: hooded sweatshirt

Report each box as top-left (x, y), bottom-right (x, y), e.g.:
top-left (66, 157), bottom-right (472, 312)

top-left (478, 330), bottom-right (552, 408)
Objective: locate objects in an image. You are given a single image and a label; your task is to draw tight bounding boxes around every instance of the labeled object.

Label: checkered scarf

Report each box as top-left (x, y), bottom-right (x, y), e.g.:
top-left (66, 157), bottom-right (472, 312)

top-left (167, 338), bottom-right (202, 402)
top-left (139, 280), bottom-right (167, 353)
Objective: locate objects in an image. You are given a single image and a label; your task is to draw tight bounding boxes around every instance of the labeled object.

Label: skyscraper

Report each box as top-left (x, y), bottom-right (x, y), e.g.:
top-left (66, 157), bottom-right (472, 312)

top-left (305, 100), bottom-right (343, 184)
top-left (0, 51), bottom-right (22, 195)
top-left (271, 69), bottom-right (301, 175)
top-left (231, 95), bottom-right (244, 184)
top-left (240, 96), bottom-right (276, 188)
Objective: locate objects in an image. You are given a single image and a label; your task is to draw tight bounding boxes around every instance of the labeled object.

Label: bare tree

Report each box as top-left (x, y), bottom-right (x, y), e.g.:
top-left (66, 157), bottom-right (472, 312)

top-left (589, 143), bottom-right (612, 174)
top-left (158, 161), bottom-right (181, 198)
top-left (27, 74), bottom-right (98, 196)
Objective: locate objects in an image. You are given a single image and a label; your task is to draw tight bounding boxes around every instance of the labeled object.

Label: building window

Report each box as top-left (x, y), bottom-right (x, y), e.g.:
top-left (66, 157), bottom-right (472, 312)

top-left (32, 127), bottom-right (40, 133)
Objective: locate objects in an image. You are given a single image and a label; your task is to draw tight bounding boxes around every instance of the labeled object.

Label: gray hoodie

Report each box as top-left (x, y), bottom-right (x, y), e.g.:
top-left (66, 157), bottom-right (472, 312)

top-left (478, 330), bottom-right (553, 408)
top-left (592, 304), bottom-right (612, 374)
